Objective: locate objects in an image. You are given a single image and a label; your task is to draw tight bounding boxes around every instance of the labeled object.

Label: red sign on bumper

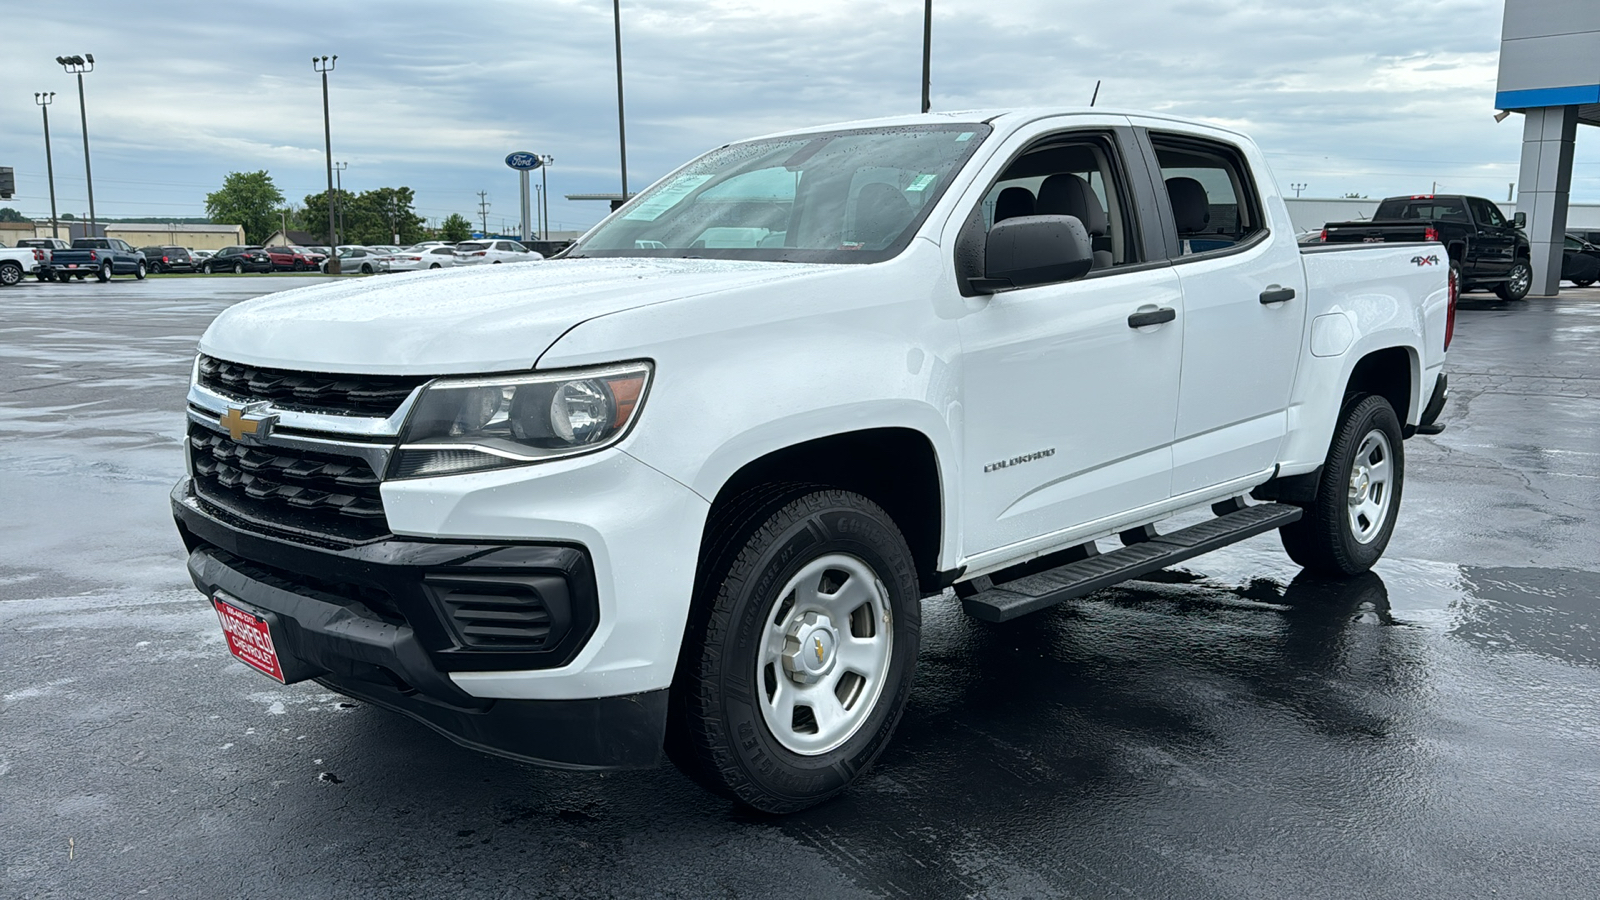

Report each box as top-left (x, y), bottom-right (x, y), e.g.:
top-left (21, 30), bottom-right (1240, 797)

top-left (213, 594), bottom-right (286, 683)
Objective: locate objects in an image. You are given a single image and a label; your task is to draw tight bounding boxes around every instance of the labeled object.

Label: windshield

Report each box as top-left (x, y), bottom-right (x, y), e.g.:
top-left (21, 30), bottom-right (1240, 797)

top-left (568, 123), bottom-right (991, 264)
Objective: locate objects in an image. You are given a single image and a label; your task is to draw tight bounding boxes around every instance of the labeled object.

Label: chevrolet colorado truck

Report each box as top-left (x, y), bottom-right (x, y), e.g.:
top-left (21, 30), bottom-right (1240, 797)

top-left (174, 109), bottom-right (1452, 812)
top-left (46, 237), bottom-right (146, 282)
top-left (1323, 194), bottom-right (1531, 301)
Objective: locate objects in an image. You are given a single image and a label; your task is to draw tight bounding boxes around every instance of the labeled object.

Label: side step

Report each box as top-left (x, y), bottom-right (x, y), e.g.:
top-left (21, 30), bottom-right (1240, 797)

top-left (960, 502), bottom-right (1303, 623)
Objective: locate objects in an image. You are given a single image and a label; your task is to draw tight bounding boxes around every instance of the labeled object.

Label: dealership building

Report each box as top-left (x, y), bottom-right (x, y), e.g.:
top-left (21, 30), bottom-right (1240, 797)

top-left (1498, 0), bottom-right (1600, 295)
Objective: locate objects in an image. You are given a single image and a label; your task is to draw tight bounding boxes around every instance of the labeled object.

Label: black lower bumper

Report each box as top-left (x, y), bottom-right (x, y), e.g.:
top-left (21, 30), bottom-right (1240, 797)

top-left (175, 479), bottom-right (666, 771)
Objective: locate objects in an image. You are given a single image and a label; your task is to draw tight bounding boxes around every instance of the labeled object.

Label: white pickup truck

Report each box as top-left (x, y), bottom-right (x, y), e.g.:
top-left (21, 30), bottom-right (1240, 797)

top-left (0, 244), bottom-right (48, 287)
top-left (174, 108), bottom-right (1452, 812)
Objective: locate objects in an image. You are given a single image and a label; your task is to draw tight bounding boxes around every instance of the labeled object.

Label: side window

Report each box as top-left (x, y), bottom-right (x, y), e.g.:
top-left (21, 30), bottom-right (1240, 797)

top-left (1475, 199), bottom-right (1506, 228)
top-left (976, 133), bottom-right (1138, 271)
top-left (1150, 135), bottom-right (1265, 256)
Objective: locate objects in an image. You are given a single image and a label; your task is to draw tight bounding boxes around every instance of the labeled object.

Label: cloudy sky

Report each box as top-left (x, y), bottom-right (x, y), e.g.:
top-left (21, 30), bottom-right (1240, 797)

top-left (0, 0), bottom-right (1579, 234)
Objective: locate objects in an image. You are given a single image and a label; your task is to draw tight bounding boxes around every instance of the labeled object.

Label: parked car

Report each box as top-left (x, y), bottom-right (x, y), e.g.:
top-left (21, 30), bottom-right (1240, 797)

top-left (1562, 233), bottom-right (1600, 287)
top-left (0, 245), bottom-right (47, 286)
top-left (137, 245), bottom-right (198, 274)
top-left (262, 246), bottom-right (323, 272)
top-left (190, 249), bottom-right (216, 265)
top-left (14, 238), bottom-right (71, 281)
top-left (383, 245), bottom-right (460, 271)
top-left (322, 245), bottom-right (386, 274)
top-left (1323, 194), bottom-right (1531, 300)
top-left (176, 109), bottom-right (1452, 813)
top-left (202, 246), bottom-right (273, 274)
top-left (47, 238), bottom-right (146, 282)
top-left (452, 239), bottom-right (544, 265)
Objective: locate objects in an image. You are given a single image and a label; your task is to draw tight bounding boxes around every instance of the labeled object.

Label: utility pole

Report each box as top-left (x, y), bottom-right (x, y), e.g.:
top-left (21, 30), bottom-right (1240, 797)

top-left (477, 191), bottom-right (491, 236)
top-left (314, 55), bottom-right (340, 272)
top-left (55, 54), bottom-right (96, 233)
top-left (613, 0), bottom-right (629, 200)
top-left (333, 161), bottom-right (347, 244)
top-left (34, 92), bottom-right (60, 239)
top-left (920, 0), bottom-right (932, 113)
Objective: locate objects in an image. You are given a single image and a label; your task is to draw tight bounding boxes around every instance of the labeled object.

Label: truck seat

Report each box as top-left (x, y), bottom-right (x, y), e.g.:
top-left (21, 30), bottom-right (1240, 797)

top-left (1037, 174), bottom-right (1114, 269)
top-left (993, 187), bottom-right (1035, 224)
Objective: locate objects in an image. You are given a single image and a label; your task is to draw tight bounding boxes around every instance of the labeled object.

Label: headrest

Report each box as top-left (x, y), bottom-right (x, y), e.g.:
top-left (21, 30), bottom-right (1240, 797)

top-left (1165, 177), bottom-right (1211, 234)
top-left (852, 183), bottom-right (914, 249)
top-left (1036, 174), bottom-right (1107, 236)
top-left (994, 187), bottom-right (1036, 224)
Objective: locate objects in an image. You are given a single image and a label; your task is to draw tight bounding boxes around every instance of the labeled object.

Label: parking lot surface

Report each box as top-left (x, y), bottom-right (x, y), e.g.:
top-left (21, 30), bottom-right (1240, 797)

top-left (2, 277), bottom-right (1598, 898)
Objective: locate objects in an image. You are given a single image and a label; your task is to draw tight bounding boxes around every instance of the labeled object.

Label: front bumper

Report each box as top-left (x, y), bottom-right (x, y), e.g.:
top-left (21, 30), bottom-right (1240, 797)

top-left (174, 479), bottom-right (668, 769)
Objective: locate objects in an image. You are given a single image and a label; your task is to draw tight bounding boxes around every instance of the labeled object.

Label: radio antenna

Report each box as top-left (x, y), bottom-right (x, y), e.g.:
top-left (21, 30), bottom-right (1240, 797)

top-left (1089, 80), bottom-right (1101, 107)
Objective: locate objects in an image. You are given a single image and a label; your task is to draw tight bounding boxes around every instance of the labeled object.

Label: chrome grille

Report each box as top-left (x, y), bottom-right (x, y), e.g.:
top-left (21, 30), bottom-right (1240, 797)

top-left (197, 354), bottom-right (426, 418)
top-left (187, 422), bottom-right (390, 544)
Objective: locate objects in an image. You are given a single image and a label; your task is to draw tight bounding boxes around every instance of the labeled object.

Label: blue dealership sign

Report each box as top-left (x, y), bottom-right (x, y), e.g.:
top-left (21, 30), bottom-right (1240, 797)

top-left (505, 152), bottom-right (542, 171)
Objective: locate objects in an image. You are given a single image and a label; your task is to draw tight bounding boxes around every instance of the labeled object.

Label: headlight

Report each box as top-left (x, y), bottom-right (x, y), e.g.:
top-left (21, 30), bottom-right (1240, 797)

top-left (390, 362), bottom-right (652, 479)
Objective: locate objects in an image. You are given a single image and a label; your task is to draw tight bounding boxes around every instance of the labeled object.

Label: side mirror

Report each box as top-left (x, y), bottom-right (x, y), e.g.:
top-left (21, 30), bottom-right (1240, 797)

top-left (1513, 211), bottom-right (1527, 229)
top-left (971, 214), bottom-right (1093, 292)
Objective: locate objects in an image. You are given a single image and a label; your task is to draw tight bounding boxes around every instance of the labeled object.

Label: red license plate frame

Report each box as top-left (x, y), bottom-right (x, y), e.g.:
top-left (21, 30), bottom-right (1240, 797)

top-left (213, 592), bottom-right (286, 683)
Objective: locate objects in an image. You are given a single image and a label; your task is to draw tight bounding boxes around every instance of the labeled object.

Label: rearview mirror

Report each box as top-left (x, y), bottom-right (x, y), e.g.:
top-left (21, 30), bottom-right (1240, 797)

top-left (1513, 211), bottom-right (1527, 229)
top-left (972, 214), bottom-right (1093, 292)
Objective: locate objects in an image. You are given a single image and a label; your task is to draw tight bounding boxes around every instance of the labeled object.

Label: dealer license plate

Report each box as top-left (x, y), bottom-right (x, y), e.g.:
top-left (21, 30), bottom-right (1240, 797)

top-left (212, 593), bottom-right (285, 683)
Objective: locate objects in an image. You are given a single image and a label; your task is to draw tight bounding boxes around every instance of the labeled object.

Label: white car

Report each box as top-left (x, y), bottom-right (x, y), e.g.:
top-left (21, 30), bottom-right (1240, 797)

top-left (322, 246), bottom-right (387, 275)
top-left (383, 245), bottom-right (459, 271)
top-left (452, 239), bottom-right (544, 265)
top-left (178, 108), bottom-right (1450, 813)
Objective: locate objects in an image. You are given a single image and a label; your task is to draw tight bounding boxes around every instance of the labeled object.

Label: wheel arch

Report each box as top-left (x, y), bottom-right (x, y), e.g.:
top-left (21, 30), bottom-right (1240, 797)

top-left (1344, 345), bottom-right (1414, 425)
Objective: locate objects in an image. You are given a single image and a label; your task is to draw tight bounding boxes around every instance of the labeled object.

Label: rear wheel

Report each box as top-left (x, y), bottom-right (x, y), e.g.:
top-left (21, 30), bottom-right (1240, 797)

top-left (0, 262), bottom-right (22, 286)
top-left (1573, 278), bottom-right (1595, 288)
top-left (668, 488), bottom-right (920, 813)
top-left (1496, 259), bottom-right (1532, 301)
top-left (202, 262), bottom-right (213, 275)
top-left (430, 263), bottom-right (441, 269)
top-left (1280, 395), bottom-right (1405, 576)
top-left (96, 262), bottom-right (112, 283)
top-left (361, 263), bottom-right (373, 274)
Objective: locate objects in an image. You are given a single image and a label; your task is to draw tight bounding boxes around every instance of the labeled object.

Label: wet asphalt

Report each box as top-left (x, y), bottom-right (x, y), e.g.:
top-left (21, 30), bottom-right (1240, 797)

top-left (1, 275), bottom-right (1598, 899)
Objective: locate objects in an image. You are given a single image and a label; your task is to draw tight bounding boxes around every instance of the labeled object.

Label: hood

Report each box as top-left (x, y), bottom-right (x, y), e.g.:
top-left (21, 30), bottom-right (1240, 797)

top-left (199, 257), bottom-right (828, 374)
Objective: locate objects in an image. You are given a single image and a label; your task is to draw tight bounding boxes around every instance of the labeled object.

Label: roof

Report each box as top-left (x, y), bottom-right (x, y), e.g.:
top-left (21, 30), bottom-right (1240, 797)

top-left (104, 223), bottom-right (244, 233)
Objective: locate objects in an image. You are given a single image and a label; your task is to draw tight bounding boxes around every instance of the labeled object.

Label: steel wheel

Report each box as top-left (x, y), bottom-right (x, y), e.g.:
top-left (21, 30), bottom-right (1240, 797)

top-left (1345, 429), bottom-right (1394, 544)
top-left (755, 553), bottom-right (894, 756)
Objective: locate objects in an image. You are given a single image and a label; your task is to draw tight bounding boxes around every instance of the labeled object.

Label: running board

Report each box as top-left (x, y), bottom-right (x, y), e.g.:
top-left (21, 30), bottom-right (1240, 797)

top-left (960, 502), bottom-right (1303, 623)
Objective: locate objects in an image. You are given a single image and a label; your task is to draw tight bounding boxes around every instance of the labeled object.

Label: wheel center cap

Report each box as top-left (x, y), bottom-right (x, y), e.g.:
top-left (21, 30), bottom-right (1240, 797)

top-left (782, 612), bottom-right (838, 683)
top-left (1350, 468), bottom-right (1371, 504)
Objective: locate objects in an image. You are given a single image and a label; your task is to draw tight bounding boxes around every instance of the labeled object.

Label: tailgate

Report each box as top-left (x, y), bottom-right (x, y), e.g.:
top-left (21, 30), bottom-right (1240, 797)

top-left (1323, 221), bottom-right (1432, 244)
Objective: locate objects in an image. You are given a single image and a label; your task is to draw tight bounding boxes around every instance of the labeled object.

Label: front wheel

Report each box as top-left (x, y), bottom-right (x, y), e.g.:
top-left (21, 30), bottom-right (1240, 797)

top-left (1573, 278), bottom-right (1595, 288)
top-left (361, 263), bottom-right (373, 274)
top-left (1496, 259), bottom-right (1532, 301)
top-left (134, 261), bottom-right (147, 280)
top-left (202, 263), bottom-right (213, 275)
top-left (668, 489), bottom-right (920, 813)
top-left (1280, 395), bottom-right (1405, 576)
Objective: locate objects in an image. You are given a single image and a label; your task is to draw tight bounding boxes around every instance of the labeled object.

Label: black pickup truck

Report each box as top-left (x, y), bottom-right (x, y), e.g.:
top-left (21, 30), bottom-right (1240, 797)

top-left (1323, 194), bottom-right (1531, 301)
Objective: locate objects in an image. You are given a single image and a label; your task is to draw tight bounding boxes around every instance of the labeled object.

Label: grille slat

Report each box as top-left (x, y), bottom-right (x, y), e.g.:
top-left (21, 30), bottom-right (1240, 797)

top-left (198, 354), bottom-right (426, 418)
top-left (429, 578), bottom-right (565, 650)
top-left (188, 422), bottom-right (390, 543)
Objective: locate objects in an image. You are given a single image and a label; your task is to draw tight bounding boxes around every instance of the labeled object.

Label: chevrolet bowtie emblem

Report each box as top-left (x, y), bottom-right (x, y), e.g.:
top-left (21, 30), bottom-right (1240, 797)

top-left (219, 403), bottom-right (277, 443)
top-left (814, 636), bottom-right (825, 665)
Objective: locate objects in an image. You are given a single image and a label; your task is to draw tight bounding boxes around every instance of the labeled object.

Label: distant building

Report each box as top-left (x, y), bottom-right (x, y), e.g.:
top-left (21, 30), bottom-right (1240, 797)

top-left (0, 219), bottom-right (36, 246)
top-left (92, 223), bottom-right (245, 250)
top-left (261, 229), bottom-right (324, 247)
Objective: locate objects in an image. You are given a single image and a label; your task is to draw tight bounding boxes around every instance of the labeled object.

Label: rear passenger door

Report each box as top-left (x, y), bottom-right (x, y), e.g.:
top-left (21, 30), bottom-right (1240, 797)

top-left (953, 122), bottom-right (1185, 561)
top-left (1143, 128), bottom-right (1308, 497)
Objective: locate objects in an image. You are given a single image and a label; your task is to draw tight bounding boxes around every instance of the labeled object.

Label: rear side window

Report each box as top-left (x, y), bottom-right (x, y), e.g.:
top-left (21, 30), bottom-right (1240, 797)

top-left (1150, 135), bottom-right (1265, 256)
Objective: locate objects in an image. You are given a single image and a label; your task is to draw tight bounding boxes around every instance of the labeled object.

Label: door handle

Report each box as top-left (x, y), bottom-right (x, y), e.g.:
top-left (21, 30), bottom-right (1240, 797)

top-left (1127, 307), bottom-right (1176, 328)
top-left (1259, 286), bottom-right (1295, 304)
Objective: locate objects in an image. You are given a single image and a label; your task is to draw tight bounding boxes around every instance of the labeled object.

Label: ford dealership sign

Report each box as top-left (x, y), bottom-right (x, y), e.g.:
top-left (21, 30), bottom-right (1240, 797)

top-left (505, 152), bottom-right (542, 171)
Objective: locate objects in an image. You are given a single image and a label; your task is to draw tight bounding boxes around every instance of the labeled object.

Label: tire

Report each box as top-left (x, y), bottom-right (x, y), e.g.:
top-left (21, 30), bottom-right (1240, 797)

top-left (0, 262), bottom-right (22, 287)
top-left (668, 488), bottom-right (921, 813)
top-left (233, 261), bottom-right (244, 275)
top-left (430, 263), bottom-right (441, 269)
top-left (492, 260), bottom-right (501, 264)
top-left (203, 263), bottom-right (213, 275)
top-left (75, 273), bottom-right (86, 281)
top-left (293, 261), bottom-right (306, 272)
top-left (96, 262), bottom-right (112, 283)
top-left (361, 264), bottom-right (373, 275)
top-left (134, 261), bottom-right (147, 281)
top-left (1280, 395), bottom-right (1405, 576)
top-left (35, 272), bottom-right (50, 283)
top-left (1573, 279), bottom-right (1594, 288)
top-left (1495, 258), bottom-right (1532, 301)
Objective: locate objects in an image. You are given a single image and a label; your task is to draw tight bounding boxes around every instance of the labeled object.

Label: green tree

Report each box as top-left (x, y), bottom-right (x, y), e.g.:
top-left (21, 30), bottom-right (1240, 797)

top-left (0, 207), bottom-right (29, 223)
top-left (296, 190), bottom-right (356, 243)
top-left (206, 171), bottom-right (285, 244)
top-left (349, 187), bottom-right (426, 245)
top-left (439, 213), bottom-right (472, 243)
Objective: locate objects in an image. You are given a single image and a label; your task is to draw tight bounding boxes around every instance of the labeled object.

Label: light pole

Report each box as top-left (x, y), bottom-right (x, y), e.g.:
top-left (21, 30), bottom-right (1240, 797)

top-left (34, 92), bottom-right (60, 239)
top-left (613, 0), bottom-right (629, 201)
top-left (920, 0), bottom-right (932, 113)
top-left (539, 154), bottom-right (553, 240)
top-left (55, 54), bottom-right (96, 234)
top-left (333, 161), bottom-right (348, 243)
top-left (1291, 182), bottom-right (1307, 198)
top-left (314, 55), bottom-right (340, 272)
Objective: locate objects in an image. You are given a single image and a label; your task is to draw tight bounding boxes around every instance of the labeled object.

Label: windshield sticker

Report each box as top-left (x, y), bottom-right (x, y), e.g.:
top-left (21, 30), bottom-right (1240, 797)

top-left (623, 174), bottom-right (713, 221)
top-left (956, 132), bottom-right (974, 141)
top-left (906, 174), bottom-right (937, 192)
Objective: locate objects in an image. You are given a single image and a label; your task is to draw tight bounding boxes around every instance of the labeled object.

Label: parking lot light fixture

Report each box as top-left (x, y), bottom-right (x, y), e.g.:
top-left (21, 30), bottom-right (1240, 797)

top-left (57, 53), bottom-right (97, 233)
top-left (314, 55), bottom-right (340, 273)
top-left (34, 92), bottom-right (61, 239)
